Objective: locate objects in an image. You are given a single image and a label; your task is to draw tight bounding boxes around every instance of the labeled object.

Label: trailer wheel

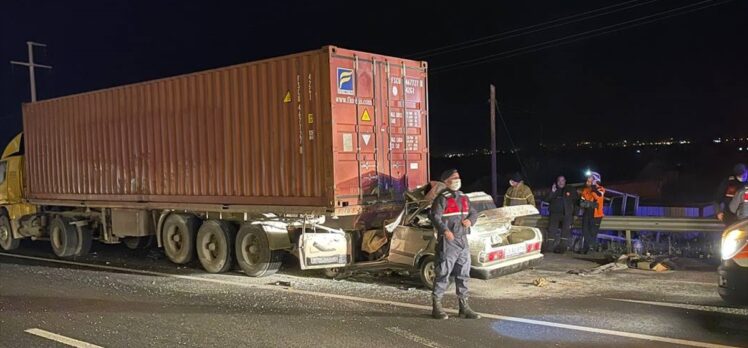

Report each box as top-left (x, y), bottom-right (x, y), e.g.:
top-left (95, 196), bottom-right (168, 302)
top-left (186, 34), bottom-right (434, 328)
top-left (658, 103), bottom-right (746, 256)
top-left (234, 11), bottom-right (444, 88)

top-left (162, 214), bottom-right (200, 265)
top-left (197, 220), bottom-right (236, 273)
top-left (49, 217), bottom-right (79, 258)
top-left (0, 214), bottom-right (20, 251)
top-left (74, 226), bottom-right (93, 257)
top-left (235, 225), bottom-right (283, 277)
top-left (419, 255), bottom-right (436, 290)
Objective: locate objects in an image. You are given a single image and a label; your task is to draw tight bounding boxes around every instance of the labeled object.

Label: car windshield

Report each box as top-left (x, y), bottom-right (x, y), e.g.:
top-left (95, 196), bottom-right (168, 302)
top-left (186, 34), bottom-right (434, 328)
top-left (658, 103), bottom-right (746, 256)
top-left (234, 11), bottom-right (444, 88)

top-left (472, 199), bottom-right (497, 213)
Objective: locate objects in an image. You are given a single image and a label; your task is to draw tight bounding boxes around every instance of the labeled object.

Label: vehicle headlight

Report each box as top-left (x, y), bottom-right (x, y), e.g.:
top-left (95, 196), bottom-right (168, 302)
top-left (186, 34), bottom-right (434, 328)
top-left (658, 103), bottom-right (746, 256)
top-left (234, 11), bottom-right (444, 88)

top-left (722, 229), bottom-right (748, 260)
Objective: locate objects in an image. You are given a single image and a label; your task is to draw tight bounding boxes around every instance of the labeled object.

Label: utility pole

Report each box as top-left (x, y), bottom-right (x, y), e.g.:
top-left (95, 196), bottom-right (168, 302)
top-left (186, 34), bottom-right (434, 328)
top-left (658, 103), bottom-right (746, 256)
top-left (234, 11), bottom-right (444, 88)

top-left (490, 84), bottom-right (498, 203)
top-left (10, 41), bottom-right (52, 102)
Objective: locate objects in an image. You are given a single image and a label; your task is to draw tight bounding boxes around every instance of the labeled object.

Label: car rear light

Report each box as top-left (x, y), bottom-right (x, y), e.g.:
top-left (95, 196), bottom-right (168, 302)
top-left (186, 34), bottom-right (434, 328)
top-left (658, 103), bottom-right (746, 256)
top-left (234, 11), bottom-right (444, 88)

top-left (526, 242), bottom-right (541, 253)
top-left (487, 249), bottom-right (505, 262)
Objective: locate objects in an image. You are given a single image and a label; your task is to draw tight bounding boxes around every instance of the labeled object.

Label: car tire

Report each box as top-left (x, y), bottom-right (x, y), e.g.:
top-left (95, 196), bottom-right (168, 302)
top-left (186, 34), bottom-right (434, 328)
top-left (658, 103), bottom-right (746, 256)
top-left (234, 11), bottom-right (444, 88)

top-left (419, 255), bottom-right (436, 290)
top-left (0, 214), bottom-right (20, 251)
top-left (235, 225), bottom-right (283, 277)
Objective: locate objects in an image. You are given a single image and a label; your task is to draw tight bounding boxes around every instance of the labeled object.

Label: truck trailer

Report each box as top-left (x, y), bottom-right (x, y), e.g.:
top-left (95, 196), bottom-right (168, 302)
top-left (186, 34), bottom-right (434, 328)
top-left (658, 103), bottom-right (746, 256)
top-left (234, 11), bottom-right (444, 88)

top-left (0, 46), bottom-right (430, 277)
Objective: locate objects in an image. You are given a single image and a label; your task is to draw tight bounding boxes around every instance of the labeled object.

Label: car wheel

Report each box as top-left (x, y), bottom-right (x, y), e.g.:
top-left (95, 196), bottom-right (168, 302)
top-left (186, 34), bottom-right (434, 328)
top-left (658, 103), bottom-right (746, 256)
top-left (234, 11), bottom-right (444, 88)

top-left (419, 255), bottom-right (436, 290)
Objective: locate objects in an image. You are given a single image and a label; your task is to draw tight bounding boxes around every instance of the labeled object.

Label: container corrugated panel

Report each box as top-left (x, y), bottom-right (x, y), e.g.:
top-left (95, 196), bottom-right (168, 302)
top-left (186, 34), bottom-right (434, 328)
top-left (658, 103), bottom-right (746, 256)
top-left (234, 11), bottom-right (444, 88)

top-left (22, 46), bottom-right (429, 213)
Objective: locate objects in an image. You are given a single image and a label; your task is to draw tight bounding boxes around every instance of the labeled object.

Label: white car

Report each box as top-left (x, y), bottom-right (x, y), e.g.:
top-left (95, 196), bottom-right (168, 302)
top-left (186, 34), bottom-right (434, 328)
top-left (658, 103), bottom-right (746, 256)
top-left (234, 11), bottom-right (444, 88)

top-left (326, 184), bottom-right (544, 289)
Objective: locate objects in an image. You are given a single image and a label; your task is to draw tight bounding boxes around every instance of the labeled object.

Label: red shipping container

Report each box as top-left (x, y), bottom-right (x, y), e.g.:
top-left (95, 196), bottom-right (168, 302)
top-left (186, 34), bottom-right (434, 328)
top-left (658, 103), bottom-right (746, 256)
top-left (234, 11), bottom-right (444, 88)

top-left (22, 46), bottom-right (429, 216)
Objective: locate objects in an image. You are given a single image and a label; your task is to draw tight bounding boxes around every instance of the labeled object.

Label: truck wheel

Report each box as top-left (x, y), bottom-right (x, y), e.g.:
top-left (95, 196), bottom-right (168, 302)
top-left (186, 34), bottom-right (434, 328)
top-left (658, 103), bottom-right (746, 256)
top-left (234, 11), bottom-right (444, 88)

top-left (197, 220), bottom-right (236, 273)
top-left (162, 214), bottom-right (200, 265)
top-left (49, 217), bottom-right (79, 258)
top-left (74, 226), bottom-right (93, 257)
top-left (0, 214), bottom-right (20, 251)
top-left (235, 225), bottom-right (283, 277)
top-left (419, 255), bottom-right (436, 290)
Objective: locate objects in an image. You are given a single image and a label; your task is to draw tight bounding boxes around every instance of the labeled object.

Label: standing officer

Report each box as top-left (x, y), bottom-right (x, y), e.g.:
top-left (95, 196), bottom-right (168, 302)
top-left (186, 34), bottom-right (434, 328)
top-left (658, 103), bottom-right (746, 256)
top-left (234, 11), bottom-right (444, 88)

top-left (543, 175), bottom-right (578, 253)
top-left (430, 169), bottom-right (480, 320)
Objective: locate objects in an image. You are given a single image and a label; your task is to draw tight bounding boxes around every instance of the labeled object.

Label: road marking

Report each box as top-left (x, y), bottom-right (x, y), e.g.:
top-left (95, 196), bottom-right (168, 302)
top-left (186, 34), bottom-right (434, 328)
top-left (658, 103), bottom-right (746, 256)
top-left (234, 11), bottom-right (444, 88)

top-left (1, 252), bottom-right (739, 348)
top-left (25, 328), bottom-right (103, 348)
top-left (386, 327), bottom-right (444, 348)
top-left (609, 298), bottom-right (748, 316)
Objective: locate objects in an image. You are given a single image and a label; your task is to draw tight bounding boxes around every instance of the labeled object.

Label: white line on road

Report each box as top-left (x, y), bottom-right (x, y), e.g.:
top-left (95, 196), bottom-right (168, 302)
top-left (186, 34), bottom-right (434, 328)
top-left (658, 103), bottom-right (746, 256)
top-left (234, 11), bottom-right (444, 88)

top-left (609, 298), bottom-right (748, 316)
top-left (25, 328), bottom-right (103, 348)
top-left (386, 327), bottom-right (445, 348)
top-left (1, 252), bottom-right (739, 348)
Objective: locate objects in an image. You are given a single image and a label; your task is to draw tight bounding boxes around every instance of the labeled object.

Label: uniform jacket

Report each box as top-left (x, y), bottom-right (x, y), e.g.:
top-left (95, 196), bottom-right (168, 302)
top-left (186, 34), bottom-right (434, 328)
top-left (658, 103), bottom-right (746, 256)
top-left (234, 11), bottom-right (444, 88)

top-left (430, 189), bottom-right (478, 239)
top-left (503, 183), bottom-right (535, 207)
top-left (543, 185), bottom-right (579, 216)
top-left (714, 176), bottom-right (747, 214)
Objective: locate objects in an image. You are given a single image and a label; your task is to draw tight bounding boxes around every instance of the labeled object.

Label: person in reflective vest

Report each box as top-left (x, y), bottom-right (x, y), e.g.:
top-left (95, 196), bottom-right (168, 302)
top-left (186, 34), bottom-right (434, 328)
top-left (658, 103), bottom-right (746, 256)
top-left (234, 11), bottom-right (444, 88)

top-left (503, 172), bottom-right (535, 207)
top-left (729, 186), bottom-right (748, 221)
top-left (429, 169), bottom-right (480, 320)
top-left (580, 171), bottom-right (605, 254)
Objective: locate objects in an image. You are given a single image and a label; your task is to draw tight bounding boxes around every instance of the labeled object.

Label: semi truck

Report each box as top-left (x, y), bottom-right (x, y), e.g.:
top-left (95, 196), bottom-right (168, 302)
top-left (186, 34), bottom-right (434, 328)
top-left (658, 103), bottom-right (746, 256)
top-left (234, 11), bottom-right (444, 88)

top-left (0, 46), bottom-right (430, 276)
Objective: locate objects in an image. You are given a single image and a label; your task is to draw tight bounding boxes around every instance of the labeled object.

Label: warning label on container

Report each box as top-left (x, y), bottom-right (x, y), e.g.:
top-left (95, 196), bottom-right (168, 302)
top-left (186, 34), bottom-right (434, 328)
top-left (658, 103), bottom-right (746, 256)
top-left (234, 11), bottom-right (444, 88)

top-left (361, 109), bottom-right (371, 122)
top-left (362, 133), bottom-right (371, 145)
top-left (343, 133), bottom-right (353, 152)
top-left (283, 91), bottom-right (292, 103)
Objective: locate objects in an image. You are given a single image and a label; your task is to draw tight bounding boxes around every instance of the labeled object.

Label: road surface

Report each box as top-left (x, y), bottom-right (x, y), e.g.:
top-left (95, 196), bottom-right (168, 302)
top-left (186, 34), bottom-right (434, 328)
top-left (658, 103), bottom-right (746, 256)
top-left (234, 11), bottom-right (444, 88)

top-left (1, 240), bottom-right (746, 347)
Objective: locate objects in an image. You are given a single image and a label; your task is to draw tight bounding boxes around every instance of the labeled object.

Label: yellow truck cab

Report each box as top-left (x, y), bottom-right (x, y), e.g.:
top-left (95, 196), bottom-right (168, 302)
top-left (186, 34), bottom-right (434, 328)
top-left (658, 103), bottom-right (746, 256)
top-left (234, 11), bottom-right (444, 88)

top-left (0, 133), bottom-right (36, 251)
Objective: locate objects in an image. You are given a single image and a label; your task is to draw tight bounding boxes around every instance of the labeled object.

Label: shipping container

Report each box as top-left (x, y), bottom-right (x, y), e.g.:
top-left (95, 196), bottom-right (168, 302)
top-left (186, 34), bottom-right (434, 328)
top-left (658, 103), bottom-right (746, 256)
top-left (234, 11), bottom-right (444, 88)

top-left (22, 46), bottom-right (430, 216)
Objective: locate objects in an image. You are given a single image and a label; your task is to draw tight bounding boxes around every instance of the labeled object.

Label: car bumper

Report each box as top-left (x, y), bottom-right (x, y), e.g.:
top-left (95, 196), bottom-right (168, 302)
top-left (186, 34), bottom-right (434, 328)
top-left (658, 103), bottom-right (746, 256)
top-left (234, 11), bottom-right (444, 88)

top-left (471, 253), bottom-right (544, 279)
top-left (718, 259), bottom-right (748, 303)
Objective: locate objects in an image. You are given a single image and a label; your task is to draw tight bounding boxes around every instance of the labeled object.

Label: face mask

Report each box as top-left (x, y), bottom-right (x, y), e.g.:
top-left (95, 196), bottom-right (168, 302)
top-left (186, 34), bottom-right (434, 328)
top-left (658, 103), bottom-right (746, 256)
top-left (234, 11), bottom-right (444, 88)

top-left (449, 179), bottom-right (462, 191)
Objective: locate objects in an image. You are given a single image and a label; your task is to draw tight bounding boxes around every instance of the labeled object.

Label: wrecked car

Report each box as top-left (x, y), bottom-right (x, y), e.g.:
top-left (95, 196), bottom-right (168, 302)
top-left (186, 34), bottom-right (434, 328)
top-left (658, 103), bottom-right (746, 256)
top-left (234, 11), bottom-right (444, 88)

top-left (324, 183), bottom-right (544, 289)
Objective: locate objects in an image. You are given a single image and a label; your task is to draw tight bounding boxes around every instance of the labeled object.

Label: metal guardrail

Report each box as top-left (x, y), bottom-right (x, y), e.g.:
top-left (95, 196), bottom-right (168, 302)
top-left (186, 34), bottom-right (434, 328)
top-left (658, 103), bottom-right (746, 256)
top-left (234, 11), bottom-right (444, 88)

top-left (514, 215), bottom-right (725, 254)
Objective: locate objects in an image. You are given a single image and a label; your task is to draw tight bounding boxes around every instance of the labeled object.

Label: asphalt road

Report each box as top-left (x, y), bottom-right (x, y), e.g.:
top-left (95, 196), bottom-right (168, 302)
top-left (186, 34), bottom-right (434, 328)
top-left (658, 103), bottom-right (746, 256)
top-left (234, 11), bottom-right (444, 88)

top-left (1, 241), bottom-right (747, 348)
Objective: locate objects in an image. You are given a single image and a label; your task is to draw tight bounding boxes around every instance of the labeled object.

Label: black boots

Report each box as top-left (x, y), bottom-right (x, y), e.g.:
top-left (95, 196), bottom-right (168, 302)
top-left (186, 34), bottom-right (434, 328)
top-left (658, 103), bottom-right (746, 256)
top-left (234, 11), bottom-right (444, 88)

top-left (432, 296), bottom-right (448, 320)
top-left (458, 298), bottom-right (481, 319)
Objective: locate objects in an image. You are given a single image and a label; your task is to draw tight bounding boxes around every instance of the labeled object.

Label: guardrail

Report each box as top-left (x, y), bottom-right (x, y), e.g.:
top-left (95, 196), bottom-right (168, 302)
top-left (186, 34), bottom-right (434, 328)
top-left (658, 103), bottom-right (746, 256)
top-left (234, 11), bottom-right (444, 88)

top-left (514, 215), bottom-right (725, 254)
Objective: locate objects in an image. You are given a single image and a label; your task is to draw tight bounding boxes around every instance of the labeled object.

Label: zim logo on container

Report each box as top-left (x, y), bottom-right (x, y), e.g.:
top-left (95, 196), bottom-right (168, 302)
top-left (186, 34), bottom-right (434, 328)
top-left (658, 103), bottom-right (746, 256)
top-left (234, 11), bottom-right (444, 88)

top-left (337, 68), bottom-right (354, 95)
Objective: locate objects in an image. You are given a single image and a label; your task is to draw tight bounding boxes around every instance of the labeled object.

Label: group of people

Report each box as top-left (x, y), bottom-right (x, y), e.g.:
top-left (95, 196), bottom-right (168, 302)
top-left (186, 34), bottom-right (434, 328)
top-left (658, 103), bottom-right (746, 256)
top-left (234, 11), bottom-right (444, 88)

top-left (427, 168), bottom-right (607, 319)
top-left (503, 171), bottom-right (606, 255)
top-left (428, 164), bottom-right (748, 320)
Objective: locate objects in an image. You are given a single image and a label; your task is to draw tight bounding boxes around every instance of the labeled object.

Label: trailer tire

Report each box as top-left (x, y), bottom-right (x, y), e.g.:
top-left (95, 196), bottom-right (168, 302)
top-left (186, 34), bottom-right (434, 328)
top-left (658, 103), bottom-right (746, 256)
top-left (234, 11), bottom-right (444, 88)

top-left (236, 225), bottom-right (283, 277)
top-left (419, 255), bottom-right (436, 290)
top-left (162, 214), bottom-right (200, 265)
top-left (74, 226), bottom-right (93, 257)
top-left (49, 217), bottom-right (79, 258)
top-left (0, 214), bottom-right (20, 251)
top-left (197, 220), bottom-right (236, 273)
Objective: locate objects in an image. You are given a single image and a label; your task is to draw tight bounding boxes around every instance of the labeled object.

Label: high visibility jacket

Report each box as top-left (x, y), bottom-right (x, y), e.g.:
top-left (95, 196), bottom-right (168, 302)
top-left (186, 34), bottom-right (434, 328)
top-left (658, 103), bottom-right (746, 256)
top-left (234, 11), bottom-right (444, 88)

top-left (714, 176), bottom-right (747, 215)
top-left (729, 187), bottom-right (748, 220)
top-left (581, 185), bottom-right (605, 218)
top-left (503, 183), bottom-right (535, 207)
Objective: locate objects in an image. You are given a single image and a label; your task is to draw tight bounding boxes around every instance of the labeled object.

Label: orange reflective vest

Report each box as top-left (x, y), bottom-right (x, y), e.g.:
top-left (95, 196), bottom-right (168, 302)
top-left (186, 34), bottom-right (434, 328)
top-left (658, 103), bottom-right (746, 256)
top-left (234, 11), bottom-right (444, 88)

top-left (581, 185), bottom-right (605, 218)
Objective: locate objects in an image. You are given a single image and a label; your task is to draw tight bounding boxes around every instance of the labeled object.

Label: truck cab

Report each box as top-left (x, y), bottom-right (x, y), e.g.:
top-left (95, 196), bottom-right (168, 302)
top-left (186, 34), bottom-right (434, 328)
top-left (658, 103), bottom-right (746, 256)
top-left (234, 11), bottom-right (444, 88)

top-left (0, 133), bottom-right (36, 251)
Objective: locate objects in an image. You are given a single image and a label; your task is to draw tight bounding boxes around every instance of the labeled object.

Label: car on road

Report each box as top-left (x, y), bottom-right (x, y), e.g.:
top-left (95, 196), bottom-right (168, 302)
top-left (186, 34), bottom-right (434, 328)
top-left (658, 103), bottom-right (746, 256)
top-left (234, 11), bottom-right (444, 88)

top-left (325, 183), bottom-right (544, 288)
top-left (718, 219), bottom-right (748, 304)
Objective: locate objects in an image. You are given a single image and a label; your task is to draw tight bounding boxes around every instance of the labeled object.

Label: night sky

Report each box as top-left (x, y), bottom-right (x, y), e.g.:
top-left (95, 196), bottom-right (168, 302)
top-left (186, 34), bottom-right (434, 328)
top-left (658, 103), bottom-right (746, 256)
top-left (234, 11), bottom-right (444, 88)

top-left (2, 0), bottom-right (747, 153)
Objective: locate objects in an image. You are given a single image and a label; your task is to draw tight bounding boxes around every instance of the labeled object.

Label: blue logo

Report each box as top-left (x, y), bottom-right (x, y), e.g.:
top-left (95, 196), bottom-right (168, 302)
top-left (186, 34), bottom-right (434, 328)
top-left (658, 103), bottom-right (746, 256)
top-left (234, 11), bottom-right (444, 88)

top-left (337, 68), bottom-right (354, 95)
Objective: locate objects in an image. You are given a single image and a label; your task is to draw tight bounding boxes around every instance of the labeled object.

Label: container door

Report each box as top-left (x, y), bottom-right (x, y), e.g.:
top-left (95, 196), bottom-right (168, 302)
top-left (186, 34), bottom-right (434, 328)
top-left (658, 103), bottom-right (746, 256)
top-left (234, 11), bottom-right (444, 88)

top-left (378, 61), bottom-right (428, 198)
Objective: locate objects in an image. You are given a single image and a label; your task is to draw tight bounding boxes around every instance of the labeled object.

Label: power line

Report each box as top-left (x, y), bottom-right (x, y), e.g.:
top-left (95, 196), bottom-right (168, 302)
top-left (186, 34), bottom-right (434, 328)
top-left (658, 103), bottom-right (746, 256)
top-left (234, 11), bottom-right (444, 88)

top-left (432, 0), bottom-right (731, 74)
top-left (495, 102), bottom-right (528, 179)
top-left (410, 0), bottom-right (657, 59)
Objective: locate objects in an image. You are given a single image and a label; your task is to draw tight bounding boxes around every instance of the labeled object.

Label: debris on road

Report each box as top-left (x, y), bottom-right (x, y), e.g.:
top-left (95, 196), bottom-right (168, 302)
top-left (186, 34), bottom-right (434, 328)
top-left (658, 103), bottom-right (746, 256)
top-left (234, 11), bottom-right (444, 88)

top-left (270, 280), bottom-right (293, 288)
top-left (532, 277), bottom-right (555, 287)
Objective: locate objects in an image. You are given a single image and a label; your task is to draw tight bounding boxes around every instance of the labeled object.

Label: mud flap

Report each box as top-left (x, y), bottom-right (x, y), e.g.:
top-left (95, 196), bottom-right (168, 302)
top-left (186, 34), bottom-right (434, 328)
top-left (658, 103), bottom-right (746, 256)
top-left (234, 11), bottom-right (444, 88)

top-left (299, 227), bottom-right (349, 270)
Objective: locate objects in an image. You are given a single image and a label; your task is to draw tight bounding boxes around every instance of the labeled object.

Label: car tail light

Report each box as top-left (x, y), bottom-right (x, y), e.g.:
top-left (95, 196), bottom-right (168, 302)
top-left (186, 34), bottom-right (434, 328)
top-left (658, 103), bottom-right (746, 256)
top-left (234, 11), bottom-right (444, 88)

top-left (487, 249), bottom-right (505, 262)
top-left (526, 242), bottom-right (541, 253)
